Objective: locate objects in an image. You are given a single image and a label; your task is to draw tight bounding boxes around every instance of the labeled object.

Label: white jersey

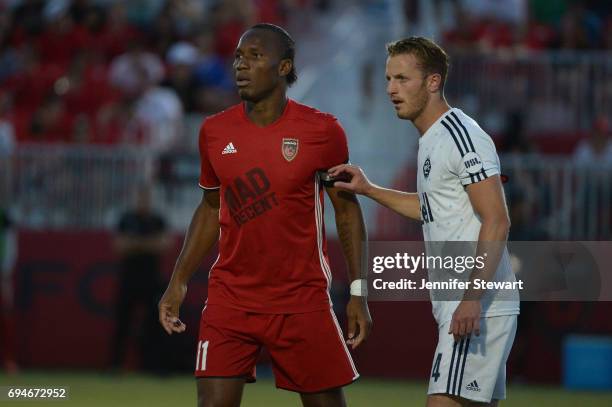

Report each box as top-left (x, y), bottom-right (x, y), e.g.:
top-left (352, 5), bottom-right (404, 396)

top-left (416, 108), bottom-right (520, 325)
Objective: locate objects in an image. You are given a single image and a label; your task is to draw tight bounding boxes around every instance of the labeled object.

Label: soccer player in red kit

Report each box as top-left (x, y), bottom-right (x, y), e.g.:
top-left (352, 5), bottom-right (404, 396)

top-left (158, 23), bottom-right (372, 407)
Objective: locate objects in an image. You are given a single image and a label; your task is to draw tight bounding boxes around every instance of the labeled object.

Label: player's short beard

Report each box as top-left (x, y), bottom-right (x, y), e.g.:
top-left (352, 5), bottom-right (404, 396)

top-left (400, 79), bottom-right (429, 121)
top-left (239, 80), bottom-right (280, 103)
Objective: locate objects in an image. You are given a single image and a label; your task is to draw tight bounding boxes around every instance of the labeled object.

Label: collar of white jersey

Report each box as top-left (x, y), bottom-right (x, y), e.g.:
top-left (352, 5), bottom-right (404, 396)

top-left (419, 107), bottom-right (460, 144)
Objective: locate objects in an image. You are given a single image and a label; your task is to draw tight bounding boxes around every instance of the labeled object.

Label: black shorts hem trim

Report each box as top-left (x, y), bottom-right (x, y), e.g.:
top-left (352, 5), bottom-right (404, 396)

top-left (276, 375), bottom-right (360, 394)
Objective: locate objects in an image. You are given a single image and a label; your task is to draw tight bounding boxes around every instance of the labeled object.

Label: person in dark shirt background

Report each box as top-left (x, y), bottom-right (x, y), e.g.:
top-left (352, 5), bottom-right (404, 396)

top-left (110, 185), bottom-right (170, 373)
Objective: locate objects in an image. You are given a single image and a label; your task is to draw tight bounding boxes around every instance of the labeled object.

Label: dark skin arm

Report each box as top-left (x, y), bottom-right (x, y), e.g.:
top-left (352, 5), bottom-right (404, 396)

top-left (325, 184), bottom-right (372, 349)
top-left (158, 189), bottom-right (220, 335)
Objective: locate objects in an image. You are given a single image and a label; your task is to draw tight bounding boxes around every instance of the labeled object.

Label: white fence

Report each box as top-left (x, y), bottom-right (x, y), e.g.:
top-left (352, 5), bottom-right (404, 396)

top-left (1, 145), bottom-right (154, 229)
top-left (1, 147), bottom-right (610, 240)
top-left (446, 52), bottom-right (612, 133)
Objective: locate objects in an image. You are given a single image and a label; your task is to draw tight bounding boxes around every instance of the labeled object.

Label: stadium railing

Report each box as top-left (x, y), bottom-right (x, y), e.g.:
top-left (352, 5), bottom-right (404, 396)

top-left (2, 147), bottom-right (611, 240)
top-left (446, 51), bottom-right (612, 133)
top-left (2, 144), bottom-right (153, 229)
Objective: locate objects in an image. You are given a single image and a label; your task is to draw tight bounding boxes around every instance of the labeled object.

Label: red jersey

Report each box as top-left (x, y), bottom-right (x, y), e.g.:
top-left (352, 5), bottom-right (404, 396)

top-left (198, 99), bottom-right (349, 313)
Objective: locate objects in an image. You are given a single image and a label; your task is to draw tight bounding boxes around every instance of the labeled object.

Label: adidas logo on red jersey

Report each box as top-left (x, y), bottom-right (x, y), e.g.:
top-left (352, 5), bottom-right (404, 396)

top-left (222, 142), bottom-right (237, 155)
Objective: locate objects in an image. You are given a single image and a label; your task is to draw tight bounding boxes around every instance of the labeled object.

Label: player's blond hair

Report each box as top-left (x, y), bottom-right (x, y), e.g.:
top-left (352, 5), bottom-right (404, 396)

top-left (386, 37), bottom-right (449, 91)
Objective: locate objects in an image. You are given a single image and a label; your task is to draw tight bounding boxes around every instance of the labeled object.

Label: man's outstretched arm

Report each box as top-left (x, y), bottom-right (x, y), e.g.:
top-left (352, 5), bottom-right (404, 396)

top-left (328, 164), bottom-right (421, 221)
top-left (158, 189), bottom-right (220, 335)
top-left (325, 184), bottom-right (372, 349)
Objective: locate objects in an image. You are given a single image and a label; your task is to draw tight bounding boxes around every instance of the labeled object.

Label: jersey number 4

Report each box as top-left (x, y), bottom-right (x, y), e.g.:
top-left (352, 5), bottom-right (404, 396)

top-left (431, 353), bottom-right (442, 382)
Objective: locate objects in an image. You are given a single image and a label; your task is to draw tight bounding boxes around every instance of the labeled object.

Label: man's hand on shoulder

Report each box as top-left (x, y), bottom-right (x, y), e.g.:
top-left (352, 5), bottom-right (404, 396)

top-left (328, 164), bottom-right (374, 196)
top-left (346, 296), bottom-right (372, 349)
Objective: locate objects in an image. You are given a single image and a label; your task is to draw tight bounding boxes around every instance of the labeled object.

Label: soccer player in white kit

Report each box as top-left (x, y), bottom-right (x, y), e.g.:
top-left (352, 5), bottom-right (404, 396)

top-left (329, 37), bottom-right (520, 406)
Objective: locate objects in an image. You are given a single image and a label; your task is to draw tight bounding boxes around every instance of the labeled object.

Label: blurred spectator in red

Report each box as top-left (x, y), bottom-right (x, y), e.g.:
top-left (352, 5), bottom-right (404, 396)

top-left (36, 0), bottom-right (88, 68)
top-left (212, 0), bottom-right (255, 59)
top-left (95, 99), bottom-right (147, 146)
top-left (0, 0), bottom-right (318, 147)
top-left (90, 3), bottom-right (142, 61)
top-left (573, 116), bottom-right (612, 164)
top-left (60, 51), bottom-right (117, 116)
top-left (443, 6), bottom-right (479, 51)
top-left (443, 0), bottom-right (608, 51)
top-left (4, 46), bottom-right (63, 118)
top-left (29, 93), bottom-right (72, 142)
top-left (255, 0), bottom-right (289, 26)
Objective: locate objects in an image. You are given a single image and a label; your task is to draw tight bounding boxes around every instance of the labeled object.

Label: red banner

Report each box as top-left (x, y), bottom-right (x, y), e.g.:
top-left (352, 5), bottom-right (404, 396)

top-left (9, 231), bottom-right (612, 382)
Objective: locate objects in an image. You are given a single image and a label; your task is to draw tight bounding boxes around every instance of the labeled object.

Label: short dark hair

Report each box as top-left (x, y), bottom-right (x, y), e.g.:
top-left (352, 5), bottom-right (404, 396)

top-left (250, 23), bottom-right (297, 86)
top-left (386, 37), bottom-right (449, 91)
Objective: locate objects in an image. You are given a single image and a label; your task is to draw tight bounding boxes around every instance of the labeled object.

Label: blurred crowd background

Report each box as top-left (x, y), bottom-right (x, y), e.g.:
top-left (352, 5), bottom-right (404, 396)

top-left (0, 0), bottom-right (611, 396)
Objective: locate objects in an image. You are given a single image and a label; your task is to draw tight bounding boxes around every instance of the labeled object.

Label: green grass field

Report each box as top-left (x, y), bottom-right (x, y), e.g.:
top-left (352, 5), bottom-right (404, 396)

top-left (1, 372), bottom-right (612, 406)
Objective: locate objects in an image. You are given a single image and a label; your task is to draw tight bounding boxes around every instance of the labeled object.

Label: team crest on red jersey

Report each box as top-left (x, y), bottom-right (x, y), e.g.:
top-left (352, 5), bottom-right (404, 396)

top-left (282, 138), bottom-right (299, 162)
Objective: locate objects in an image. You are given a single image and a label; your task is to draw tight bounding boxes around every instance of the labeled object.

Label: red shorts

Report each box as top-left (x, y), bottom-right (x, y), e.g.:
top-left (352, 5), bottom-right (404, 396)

top-left (195, 304), bottom-right (359, 393)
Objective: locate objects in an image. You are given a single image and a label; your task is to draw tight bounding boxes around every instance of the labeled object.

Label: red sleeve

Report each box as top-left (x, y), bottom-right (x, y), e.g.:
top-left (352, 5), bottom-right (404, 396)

top-left (198, 121), bottom-right (220, 189)
top-left (321, 117), bottom-right (349, 169)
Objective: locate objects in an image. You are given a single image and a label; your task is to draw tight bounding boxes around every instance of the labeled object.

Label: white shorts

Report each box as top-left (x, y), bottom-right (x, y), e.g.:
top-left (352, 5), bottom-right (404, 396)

top-left (427, 315), bottom-right (517, 403)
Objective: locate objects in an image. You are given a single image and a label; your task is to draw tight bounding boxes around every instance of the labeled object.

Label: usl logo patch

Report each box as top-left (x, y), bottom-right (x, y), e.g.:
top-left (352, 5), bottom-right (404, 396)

top-left (282, 138), bottom-right (299, 161)
top-left (423, 157), bottom-right (431, 178)
top-left (462, 152), bottom-right (483, 174)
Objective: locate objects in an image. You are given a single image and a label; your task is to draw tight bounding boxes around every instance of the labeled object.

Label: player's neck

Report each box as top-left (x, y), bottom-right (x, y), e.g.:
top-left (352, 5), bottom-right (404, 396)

top-left (413, 98), bottom-right (451, 136)
top-left (244, 90), bottom-right (288, 127)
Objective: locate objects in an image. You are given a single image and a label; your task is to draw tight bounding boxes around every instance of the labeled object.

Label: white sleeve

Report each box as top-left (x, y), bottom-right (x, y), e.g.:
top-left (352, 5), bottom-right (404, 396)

top-left (443, 116), bottom-right (500, 186)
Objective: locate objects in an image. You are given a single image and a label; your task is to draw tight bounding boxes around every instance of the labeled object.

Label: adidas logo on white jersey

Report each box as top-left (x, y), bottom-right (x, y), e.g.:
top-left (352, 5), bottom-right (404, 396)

top-left (466, 380), bottom-right (481, 392)
top-left (222, 142), bottom-right (237, 155)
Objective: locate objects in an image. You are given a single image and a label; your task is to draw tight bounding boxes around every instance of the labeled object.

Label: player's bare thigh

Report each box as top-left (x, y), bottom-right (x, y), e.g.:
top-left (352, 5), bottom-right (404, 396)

top-left (300, 387), bottom-right (347, 407)
top-left (427, 394), bottom-right (499, 407)
top-left (197, 377), bottom-right (246, 407)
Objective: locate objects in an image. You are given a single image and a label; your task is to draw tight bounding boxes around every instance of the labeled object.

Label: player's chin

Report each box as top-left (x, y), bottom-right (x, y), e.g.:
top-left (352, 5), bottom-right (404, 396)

top-left (237, 88), bottom-right (259, 102)
top-left (395, 110), bottom-right (411, 120)
top-left (396, 108), bottom-right (417, 121)
top-left (237, 88), bottom-right (250, 99)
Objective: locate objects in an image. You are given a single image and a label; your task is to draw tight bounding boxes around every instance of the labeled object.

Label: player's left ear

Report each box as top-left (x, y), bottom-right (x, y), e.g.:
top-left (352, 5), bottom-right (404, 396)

top-left (427, 73), bottom-right (442, 93)
top-left (278, 59), bottom-right (292, 79)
